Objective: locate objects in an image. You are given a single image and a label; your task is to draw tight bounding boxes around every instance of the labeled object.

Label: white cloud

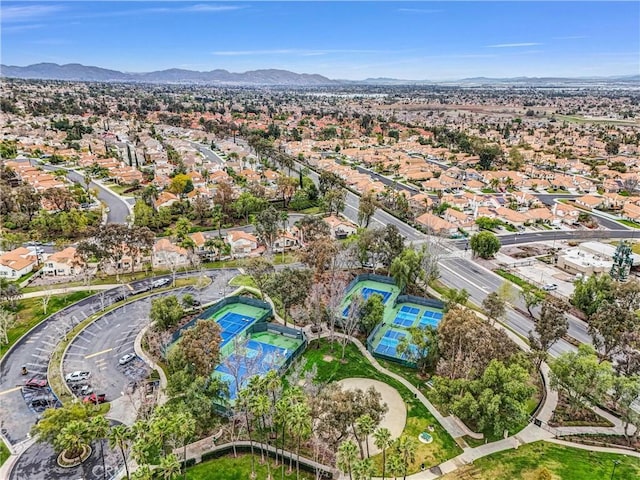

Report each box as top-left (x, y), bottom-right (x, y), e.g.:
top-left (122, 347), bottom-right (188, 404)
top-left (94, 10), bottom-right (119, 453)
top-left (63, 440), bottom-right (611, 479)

top-left (1, 4), bottom-right (64, 22)
top-left (487, 42), bottom-right (543, 48)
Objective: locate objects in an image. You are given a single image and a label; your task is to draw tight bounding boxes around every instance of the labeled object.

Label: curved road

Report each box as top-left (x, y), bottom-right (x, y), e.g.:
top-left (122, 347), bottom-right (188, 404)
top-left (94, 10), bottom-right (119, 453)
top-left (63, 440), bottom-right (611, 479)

top-left (39, 163), bottom-right (131, 224)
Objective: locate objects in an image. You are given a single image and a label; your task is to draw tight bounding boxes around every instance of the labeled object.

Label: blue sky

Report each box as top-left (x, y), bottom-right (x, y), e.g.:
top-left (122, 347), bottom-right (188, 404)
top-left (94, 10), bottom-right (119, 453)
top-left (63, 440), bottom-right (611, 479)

top-left (2, 1), bottom-right (639, 79)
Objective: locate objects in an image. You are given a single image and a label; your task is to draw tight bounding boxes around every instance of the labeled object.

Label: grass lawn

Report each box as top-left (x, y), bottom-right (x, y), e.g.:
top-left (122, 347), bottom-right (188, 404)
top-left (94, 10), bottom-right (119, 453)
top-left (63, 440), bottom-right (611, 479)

top-left (229, 275), bottom-right (257, 288)
top-left (302, 340), bottom-right (462, 473)
top-left (618, 219), bottom-right (640, 229)
top-left (439, 440), bottom-right (640, 480)
top-left (299, 206), bottom-right (321, 215)
top-left (0, 290), bottom-right (95, 359)
top-left (0, 440), bottom-right (9, 467)
top-left (104, 183), bottom-right (136, 197)
top-left (494, 269), bottom-right (543, 294)
top-left (187, 454), bottom-right (314, 480)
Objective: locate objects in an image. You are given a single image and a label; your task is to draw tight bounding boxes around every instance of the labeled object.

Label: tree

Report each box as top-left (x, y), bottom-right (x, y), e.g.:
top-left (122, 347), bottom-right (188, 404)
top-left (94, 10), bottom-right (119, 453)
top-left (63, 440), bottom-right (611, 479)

top-left (300, 237), bottom-right (340, 276)
top-left (433, 359), bottom-right (535, 437)
top-left (477, 144), bottom-right (502, 170)
top-left (389, 248), bottom-right (425, 292)
top-left (168, 174), bottom-right (193, 196)
top-left (386, 454), bottom-right (404, 480)
top-left (612, 374), bottom-right (640, 443)
top-left (265, 268), bottom-right (313, 326)
top-left (158, 453), bottom-right (182, 480)
top-left (373, 427), bottom-right (393, 480)
top-left (322, 187), bottom-right (347, 215)
top-left (337, 440), bottom-right (359, 480)
top-left (0, 308), bottom-right (16, 345)
top-left (32, 402), bottom-right (90, 453)
top-left (256, 206), bottom-right (281, 251)
top-left (397, 325), bottom-right (439, 375)
top-left (380, 225), bottom-right (405, 268)
top-left (359, 293), bottom-right (384, 335)
top-left (355, 414), bottom-right (376, 459)
top-left (233, 191), bottom-right (265, 223)
top-left (243, 257), bottom-right (275, 299)
top-left (150, 295), bottom-right (184, 330)
top-left (437, 307), bottom-right (517, 380)
top-left (441, 287), bottom-right (469, 313)
top-left (482, 292), bottom-right (506, 325)
top-left (213, 180), bottom-right (236, 218)
top-left (89, 415), bottom-right (110, 480)
top-left (276, 174), bottom-right (298, 208)
top-left (521, 285), bottom-right (544, 318)
top-left (589, 300), bottom-right (640, 361)
top-left (528, 298), bottom-right (569, 367)
top-left (549, 344), bottom-right (614, 414)
top-left (469, 231), bottom-right (501, 258)
top-left (172, 319), bottom-right (221, 377)
top-left (571, 274), bottom-right (615, 317)
top-left (358, 190), bottom-right (377, 228)
top-left (296, 215), bottom-right (330, 243)
top-left (289, 401), bottom-right (312, 479)
top-left (108, 425), bottom-right (132, 480)
top-left (397, 435), bottom-right (418, 480)
top-left (58, 420), bottom-right (92, 470)
top-left (0, 279), bottom-right (21, 308)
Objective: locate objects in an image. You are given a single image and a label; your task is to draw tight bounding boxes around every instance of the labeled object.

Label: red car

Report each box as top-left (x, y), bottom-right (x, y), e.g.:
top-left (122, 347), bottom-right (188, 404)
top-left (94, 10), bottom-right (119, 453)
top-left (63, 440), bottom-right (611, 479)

top-left (83, 393), bottom-right (107, 404)
top-left (25, 377), bottom-right (48, 389)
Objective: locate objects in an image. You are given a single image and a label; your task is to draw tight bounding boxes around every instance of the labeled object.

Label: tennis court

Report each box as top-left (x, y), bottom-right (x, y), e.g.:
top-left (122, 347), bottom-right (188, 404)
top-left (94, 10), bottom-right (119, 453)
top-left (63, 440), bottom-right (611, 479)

top-left (215, 331), bottom-right (303, 400)
top-left (341, 279), bottom-right (400, 318)
top-left (418, 310), bottom-right (443, 328)
top-left (374, 329), bottom-right (407, 357)
top-left (361, 287), bottom-right (393, 304)
top-left (392, 305), bottom-right (420, 327)
top-left (217, 311), bottom-right (257, 345)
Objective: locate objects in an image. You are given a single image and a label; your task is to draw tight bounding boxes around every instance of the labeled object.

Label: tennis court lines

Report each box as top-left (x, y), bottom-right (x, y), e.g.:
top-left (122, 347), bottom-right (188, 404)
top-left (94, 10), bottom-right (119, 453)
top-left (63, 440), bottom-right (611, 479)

top-left (343, 287), bottom-right (394, 317)
top-left (391, 305), bottom-right (443, 328)
top-left (216, 311), bottom-right (257, 346)
top-left (374, 329), bottom-right (407, 358)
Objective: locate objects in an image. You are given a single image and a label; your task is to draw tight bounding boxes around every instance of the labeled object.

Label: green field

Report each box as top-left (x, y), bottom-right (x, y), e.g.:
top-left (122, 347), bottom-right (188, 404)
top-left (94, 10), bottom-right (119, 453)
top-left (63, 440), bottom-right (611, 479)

top-left (440, 441), bottom-right (640, 480)
top-left (187, 454), bottom-right (314, 480)
top-left (302, 339), bottom-right (462, 473)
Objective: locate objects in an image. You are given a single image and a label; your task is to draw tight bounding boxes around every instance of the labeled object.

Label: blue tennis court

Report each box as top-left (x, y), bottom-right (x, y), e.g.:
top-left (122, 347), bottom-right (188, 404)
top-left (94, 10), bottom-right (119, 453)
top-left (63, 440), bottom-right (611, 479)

top-left (217, 312), bottom-right (257, 346)
top-left (418, 310), bottom-right (443, 328)
top-left (215, 340), bottom-right (291, 399)
top-left (361, 287), bottom-right (393, 304)
top-left (393, 305), bottom-right (420, 327)
top-left (374, 329), bottom-right (407, 357)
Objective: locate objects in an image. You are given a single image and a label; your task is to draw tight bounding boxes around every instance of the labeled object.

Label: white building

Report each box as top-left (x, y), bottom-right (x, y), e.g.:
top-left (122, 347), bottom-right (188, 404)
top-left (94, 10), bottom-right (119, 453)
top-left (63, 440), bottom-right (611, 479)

top-left (0, 247), bottom-right (37, 279)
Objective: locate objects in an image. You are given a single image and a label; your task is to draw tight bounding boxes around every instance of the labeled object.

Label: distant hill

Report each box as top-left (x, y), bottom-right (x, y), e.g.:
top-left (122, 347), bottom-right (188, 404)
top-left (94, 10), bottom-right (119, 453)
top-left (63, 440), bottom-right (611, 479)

top-left (0, 63), bottom-right (336, 86)
top-left (1, 63), bottom-right (638, 86)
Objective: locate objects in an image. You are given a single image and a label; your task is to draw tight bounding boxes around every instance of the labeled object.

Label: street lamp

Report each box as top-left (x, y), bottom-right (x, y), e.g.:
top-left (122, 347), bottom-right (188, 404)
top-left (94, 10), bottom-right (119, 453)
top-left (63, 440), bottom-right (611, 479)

top-left (610, 459), bottom-right (620, 480)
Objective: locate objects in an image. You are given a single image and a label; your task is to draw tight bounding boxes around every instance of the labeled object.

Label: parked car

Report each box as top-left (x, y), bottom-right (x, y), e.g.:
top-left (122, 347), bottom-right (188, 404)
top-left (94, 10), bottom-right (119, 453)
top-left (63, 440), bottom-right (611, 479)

top-left (65, 371), bottom-right (91, 382)
top-left (25, 377), bottom-right (47, 389)
top-left (542, 283), bottom-right (558, 291)
top-left (79, 385), bottom-right (93, 396)
top-left (151, 278), bottom-right (171, 288)
top-left (31, 397), bottom-right (52, 409)
top-left (118, 353), bottom-right (136, 365)
top-left (83, 393), bottom-right (107, 404)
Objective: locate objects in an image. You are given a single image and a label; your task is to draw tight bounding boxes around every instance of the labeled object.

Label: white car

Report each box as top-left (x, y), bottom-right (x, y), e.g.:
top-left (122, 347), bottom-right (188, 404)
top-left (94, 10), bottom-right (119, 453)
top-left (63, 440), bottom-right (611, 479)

top-left (65, 371), bottom-right (91, 382)
top-left (543, 283), bottom-right (558, 291)
top-left (118, 353), bottom-right (136, 365)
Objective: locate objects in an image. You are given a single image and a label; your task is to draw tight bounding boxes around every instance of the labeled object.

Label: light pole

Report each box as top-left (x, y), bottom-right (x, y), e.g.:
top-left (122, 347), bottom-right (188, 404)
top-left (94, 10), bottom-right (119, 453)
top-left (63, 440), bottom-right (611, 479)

top-left (610, 459), bottom-right (620, 479)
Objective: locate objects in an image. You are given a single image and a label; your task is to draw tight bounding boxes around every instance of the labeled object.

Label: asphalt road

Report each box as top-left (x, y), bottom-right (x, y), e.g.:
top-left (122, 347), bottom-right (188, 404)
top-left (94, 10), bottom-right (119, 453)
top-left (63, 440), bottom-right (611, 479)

top-left (185, 139), bottom-right (225, 165)
top-left (39, 163), bottom-right (131, 224)
top-left (62, 269), bottom-right (238, 403)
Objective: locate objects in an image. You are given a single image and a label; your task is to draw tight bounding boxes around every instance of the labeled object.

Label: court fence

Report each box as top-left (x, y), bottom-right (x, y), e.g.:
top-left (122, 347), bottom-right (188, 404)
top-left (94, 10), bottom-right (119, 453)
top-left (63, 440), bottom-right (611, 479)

top-left (344, 273), bottom-right (397, 296)
top-left (169, 295), bottom-right (273, 345)
top-left (393, 294), bottom-right (444, 310)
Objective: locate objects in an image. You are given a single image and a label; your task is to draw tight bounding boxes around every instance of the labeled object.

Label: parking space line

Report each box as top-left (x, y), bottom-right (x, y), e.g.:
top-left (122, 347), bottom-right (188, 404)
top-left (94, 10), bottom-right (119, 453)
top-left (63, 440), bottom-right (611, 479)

top-left (94, 322), bottom-right (103, 330)
top-left (31, 353), bottom-right (48, 360)
top-left (41, 340), bottom-right (56, 347)
top-left (35, 347), bottom-right (51, 353)
top-left (83, 329), bottom-right (96, 337)
top-left (78, 336), bottom-right (92, 343)
top-left (85, 348), bottom-right (113, 359)
top-left (73, 344), bottom-right (88, 350)
top-left (0, 386), bottom-right (22, 396)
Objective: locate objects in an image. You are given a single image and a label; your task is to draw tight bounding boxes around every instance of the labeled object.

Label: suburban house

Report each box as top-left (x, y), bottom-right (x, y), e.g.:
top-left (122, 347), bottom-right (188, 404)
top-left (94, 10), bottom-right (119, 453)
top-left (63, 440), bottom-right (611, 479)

top-left (494, 207), bottom-right (530, 227)
top-left (226, 231), bottom-right (261, 258)
top-left (415, 212), bottom-right (459, 236)
top-left (0, 247), bottom-right (38, 279)
top-left (323, 215), bottom-right (358, 239)
top-left (273, 231), bottom-right (301, 253)
top-left (575, 195), bottom-right (604, 210)
top-left (622, 203), bottom-right (640, 223)
top-left (154, 191), bottom-right (179, 210)
top-left (153, 239), bottom-right (191, 269)
top-left (42, 247), bottom-right (83, 276)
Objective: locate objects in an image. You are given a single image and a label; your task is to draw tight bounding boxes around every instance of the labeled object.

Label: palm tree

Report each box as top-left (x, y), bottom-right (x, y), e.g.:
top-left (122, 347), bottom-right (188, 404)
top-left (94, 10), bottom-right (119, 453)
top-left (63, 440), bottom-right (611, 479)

top-left (352, 458), bottom-right (374, 480)
top-left (355, 414), bottom-right (376, 459)
top-left (337, 440), bottom-right (359, 480)
top-left (130, 464), bottom-right (153, 480)
top-left (386, 454), bottom-right (405, 480)
top-left (108, 424), bottom-right (132, 480)
top-left (373, 427), bottom-right (393, 480)
top-left (238, 388), bottom-right (257, 478)
top-left (251, 394), bottom-right (271, 466)
top-left (274, 395), bottom-right (290, 475)
top-left (59, 420), bottom-right (90, 474)
top-left (397, 435), bottom-right (418, 480)
top-left (90, 416), bottom-right (110, 480)
top-left (212, 204), bottom-right (223, 237)
top-left (158, 453), bottom-right (181, 480)
top-left (288, 402), bottom-right (312, 480)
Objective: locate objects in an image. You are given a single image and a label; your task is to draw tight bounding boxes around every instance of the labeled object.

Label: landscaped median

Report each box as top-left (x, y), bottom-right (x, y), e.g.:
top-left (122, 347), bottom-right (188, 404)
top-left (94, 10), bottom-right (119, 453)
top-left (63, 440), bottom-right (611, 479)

top-left (47, 277), bottom-right (206, 405)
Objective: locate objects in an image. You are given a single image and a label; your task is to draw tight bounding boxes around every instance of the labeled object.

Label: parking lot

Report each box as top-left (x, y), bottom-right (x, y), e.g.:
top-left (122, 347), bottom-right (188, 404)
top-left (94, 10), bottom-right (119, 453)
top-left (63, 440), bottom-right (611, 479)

top-left (62, 269), bottom-right (238, 403)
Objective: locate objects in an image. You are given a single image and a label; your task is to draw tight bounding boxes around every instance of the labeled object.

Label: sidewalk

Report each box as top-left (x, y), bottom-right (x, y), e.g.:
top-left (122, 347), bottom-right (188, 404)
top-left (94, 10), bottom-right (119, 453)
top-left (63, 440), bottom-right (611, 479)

top-left (20, 284), bottom-right (119, 298)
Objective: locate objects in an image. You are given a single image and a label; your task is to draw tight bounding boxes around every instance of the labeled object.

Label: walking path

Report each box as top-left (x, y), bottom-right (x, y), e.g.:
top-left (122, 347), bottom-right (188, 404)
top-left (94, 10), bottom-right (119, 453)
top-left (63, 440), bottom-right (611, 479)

top-left (20, 284), bottom-right (119, 298)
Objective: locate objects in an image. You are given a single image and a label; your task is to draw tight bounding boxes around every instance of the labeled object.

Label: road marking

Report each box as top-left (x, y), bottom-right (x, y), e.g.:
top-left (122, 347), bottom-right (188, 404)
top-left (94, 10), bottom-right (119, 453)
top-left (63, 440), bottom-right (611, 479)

top-left (83, 329), bottom-right (96, 337)
top-left (41, 340), bottom-right (56, 347)
top-left (440, 262), bottom-right (491, 294)
top-left (85, 348), bottom-right (113, 359)
top-left (0, 386), bottom-right (22, 396)
top-left (73, 344), bottom-right (88, 350)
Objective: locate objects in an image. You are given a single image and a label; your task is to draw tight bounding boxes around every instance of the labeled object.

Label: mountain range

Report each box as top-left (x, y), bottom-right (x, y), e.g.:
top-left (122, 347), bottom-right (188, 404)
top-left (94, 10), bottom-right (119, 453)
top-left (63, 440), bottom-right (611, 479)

top-left (1, 63), bottom-right (638, 86)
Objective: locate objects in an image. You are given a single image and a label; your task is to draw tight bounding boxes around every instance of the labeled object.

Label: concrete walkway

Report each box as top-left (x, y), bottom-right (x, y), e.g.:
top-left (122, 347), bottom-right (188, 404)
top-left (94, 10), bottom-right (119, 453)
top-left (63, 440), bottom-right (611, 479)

top-left (20, 284), bottom-right (119, 298)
